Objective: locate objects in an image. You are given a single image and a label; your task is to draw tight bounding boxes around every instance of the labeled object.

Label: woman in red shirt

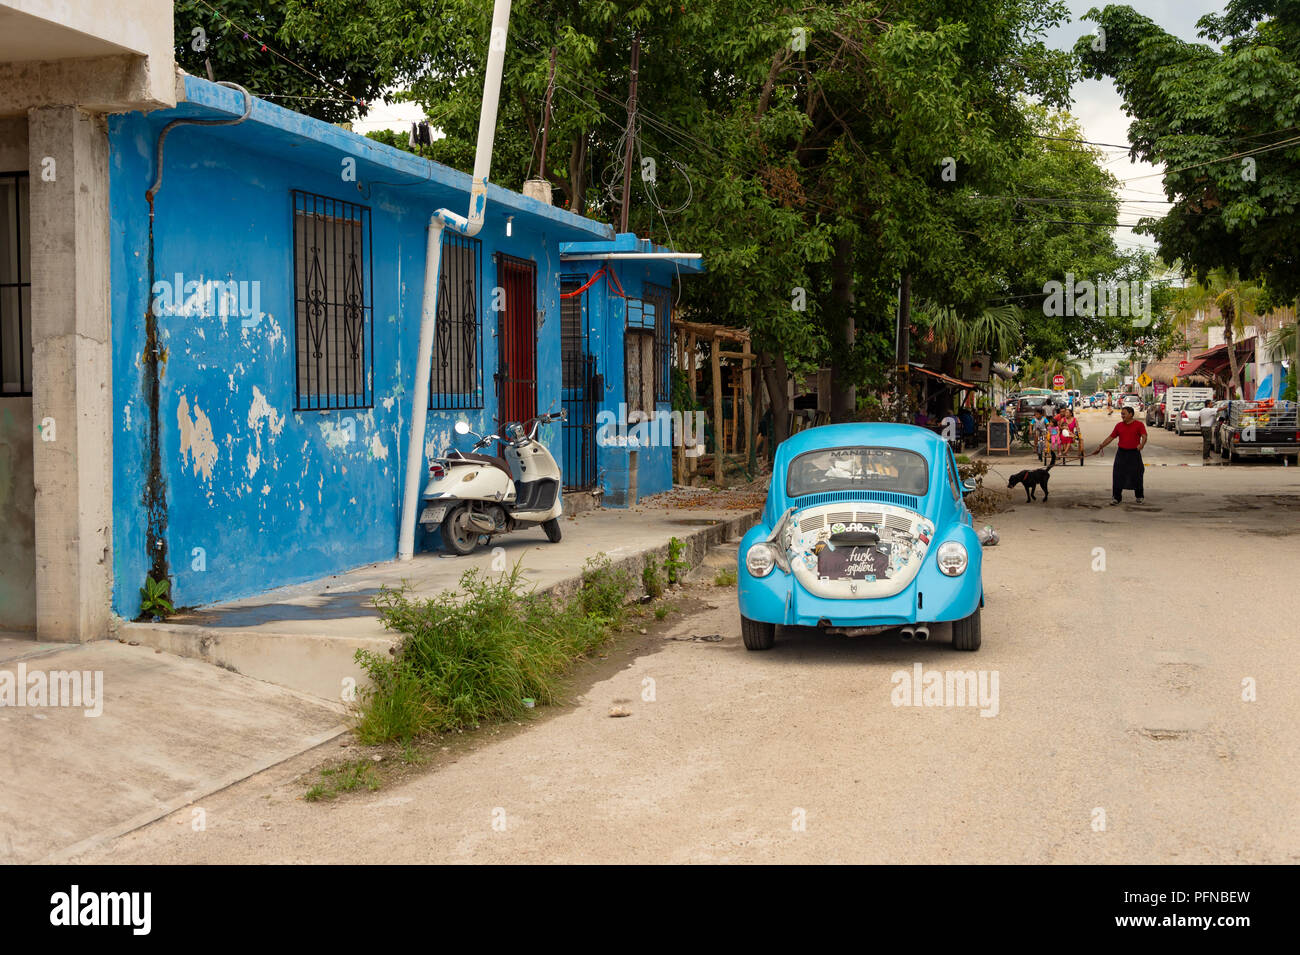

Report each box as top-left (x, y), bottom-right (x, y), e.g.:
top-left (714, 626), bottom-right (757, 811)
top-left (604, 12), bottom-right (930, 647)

top-left (1091, 406), bottom-right (1148, 504)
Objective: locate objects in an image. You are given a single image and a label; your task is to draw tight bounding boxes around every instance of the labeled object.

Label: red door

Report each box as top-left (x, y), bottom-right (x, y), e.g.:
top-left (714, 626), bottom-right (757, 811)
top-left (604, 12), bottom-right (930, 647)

top-left (494, 254), bottom-right (537, 431)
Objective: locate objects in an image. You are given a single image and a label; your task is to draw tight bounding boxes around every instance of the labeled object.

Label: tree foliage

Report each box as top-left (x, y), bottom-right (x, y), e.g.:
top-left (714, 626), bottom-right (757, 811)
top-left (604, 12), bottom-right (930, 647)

top-left (1077, 1), bottom-right (1300, 301)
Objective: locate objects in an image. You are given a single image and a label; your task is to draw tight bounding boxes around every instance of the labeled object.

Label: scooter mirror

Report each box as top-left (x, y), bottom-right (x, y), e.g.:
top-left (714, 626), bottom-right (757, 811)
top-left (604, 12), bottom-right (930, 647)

top-left (454, 421), bottom-right (471, 435)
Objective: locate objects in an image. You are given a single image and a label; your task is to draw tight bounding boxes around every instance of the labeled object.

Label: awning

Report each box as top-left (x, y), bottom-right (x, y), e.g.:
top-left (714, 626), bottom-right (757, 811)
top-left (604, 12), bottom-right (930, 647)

top-left (1190, 338), bottom-right (1256, 380)
top-left (909, 364), bottom-right (977, 389)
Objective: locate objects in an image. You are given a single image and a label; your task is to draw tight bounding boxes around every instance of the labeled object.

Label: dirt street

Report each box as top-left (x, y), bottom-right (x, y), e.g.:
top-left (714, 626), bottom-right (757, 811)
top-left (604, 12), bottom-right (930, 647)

top-left (72, 410), bottom-right (1300, 864)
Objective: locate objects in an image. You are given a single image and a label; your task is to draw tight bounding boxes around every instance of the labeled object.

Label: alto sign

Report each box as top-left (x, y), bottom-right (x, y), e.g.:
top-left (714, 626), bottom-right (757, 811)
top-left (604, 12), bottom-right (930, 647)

top-left (1052, 374), bottom-right (1065, 390)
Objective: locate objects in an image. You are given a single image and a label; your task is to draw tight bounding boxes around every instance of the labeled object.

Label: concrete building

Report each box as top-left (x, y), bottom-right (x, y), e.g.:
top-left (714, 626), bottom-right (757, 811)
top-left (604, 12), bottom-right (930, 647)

top-left (0, 7), bottom-right (701, 638)
top-left (1, 0), bottom-right (175, 638)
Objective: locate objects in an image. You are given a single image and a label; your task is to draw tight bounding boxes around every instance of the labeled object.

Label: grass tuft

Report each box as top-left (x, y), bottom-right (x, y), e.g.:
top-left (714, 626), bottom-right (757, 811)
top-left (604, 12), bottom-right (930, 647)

top-left (351, 557), bottom-right (632, 746)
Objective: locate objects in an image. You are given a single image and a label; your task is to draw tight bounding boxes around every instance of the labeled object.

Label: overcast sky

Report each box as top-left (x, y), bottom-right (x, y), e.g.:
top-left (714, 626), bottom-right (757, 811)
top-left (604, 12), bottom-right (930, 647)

top-left (1043, 1), bottom-right (1225, 257)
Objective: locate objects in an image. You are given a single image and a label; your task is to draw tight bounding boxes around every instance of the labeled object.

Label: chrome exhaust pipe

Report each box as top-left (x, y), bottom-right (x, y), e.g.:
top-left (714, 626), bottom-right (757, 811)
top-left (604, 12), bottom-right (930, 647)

top-left (914, 625), bottom-right (930, 642)
top-left (899, 627), bottom-right (914, 641)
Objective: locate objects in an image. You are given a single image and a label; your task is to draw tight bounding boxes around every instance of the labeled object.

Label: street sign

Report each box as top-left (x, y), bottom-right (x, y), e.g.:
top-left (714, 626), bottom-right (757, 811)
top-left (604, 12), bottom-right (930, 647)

top-left (1137, 372), bottom-right (1152, 387)
top-left (1052, 374), bottom-right (1065, 390)
top-left (1178, 360), bottom-right (1189, 374)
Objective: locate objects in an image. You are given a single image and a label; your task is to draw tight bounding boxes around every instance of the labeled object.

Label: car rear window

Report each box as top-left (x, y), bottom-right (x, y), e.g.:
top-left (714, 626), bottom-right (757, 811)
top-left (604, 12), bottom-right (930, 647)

top-left (787, 446), bottom-right (929, 497)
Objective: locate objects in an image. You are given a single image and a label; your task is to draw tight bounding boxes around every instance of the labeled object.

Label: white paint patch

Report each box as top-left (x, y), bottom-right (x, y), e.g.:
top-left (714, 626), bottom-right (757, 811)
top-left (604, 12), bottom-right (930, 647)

top-left (262, 483), bottom-right (271, 495)
top-left (244, 385), bottom-right (285, 479)
top-left (177, 393), bottom-right (219, 481)
top-left (382, 395), bottom-right (395, 411)
top-left (122, 402), bottom-right (132, 432)
top-left (320, 420), bottom-right (353, 449)
top-left (247, 386), bottom-right (285, 435)
top-left (368, 433), bottom-right (388, 460)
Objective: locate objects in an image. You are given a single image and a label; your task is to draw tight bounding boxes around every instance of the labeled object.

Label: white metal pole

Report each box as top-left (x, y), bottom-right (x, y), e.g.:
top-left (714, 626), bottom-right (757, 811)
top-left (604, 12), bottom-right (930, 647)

top-left (398, 0), bottom-right (513, 560)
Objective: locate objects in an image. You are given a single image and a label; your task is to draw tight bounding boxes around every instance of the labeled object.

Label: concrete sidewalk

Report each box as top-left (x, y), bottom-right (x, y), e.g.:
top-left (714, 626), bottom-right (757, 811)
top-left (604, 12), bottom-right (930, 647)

top-left (124, 496), bottom-right (761, 700)
top-left (0, 636), bottom-right (344, 863)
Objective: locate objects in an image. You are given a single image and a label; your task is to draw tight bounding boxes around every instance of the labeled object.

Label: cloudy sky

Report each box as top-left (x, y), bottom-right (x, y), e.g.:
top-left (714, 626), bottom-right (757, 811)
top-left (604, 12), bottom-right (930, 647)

top-left (1043, 1), bottom-right (1225, 257)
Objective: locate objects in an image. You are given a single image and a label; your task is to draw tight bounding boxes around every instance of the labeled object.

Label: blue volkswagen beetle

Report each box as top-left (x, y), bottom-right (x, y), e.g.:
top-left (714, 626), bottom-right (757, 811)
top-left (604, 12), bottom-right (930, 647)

top-left (738, 423), bottom-right (983, 651)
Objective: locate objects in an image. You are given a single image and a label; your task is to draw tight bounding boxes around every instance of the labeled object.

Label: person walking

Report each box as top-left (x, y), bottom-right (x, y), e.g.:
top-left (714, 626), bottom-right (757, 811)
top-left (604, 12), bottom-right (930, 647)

top-left (1091, 406), bottom-right (1147, 504)
top-left (1198, 400), bottom-right (1219, 460)
top-left (1060, 407), bottom-right (1082, 465)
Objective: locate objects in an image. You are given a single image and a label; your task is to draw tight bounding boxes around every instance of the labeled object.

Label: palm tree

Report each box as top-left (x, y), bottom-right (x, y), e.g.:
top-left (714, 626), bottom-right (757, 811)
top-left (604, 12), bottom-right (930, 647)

top-left (922, 303), bottom-right (1023, 363)
top-left (1176, 269), bottom-right (1262, 398)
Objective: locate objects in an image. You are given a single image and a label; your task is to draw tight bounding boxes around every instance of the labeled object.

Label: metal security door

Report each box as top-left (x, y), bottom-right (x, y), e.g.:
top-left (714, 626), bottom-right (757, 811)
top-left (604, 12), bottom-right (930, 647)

top-left (560, 275), bottom-right (600, 489)
top-left (494, 254), bottom-right (537, 431)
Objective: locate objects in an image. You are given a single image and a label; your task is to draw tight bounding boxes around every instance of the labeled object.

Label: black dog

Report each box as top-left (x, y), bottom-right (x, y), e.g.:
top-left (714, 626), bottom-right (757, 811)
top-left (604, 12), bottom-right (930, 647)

top-left (1007, 452), bottom-right (1055, 502)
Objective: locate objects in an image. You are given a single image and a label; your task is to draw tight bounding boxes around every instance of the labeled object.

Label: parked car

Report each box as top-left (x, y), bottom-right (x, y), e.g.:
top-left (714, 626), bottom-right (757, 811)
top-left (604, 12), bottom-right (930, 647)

top-left (1146, 400), bottom-right (1165, 427)
top-left (1218, 400), bottom-right (1299, 463)
top-left (1173, 399), bottom-right (1210, 435)
top-left (737, 423), bottom-right (984, 652)
top-left (1119, 393), bottom-right (1142, 412)
top-left (1164, 385), bottom-right (1213, 430)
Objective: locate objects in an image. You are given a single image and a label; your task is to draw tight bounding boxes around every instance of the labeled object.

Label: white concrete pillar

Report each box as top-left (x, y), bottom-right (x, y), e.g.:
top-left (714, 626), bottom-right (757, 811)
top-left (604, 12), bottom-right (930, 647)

top-left (27, 107), bottom-right (113, 642)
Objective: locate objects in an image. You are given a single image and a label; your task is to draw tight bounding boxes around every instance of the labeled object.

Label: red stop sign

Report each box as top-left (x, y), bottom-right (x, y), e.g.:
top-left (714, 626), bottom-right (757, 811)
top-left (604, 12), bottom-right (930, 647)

top-left (1052, 374), bottom-right (1065, 388)
top-left (1178, 360), bottom-right (1189, 373)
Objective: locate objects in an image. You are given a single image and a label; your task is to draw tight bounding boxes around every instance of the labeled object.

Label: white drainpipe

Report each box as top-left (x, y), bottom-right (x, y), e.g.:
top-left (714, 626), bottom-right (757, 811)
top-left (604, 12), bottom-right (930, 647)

top-left (398, 0), bottom-right (513, 560)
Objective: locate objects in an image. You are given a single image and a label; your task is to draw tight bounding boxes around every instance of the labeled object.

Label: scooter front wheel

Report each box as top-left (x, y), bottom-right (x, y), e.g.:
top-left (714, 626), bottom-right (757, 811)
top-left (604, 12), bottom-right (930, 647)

top-left (542, 518), bottom-right (562, 543)
top-left (440, 503), bottom-right (480, 555)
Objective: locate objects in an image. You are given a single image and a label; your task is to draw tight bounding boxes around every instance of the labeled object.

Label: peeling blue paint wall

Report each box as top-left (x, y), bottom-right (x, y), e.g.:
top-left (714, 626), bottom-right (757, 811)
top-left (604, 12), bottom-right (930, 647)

top-left (108, 110), bottom-right (572, 617)
top-left (584, 263), bottom-right (679, 506)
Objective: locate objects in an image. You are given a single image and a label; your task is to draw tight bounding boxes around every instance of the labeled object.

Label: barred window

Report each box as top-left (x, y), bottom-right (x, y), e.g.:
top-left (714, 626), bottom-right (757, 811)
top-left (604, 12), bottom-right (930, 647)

top-left (431, 233), bottom-right (483, 409)
top-left (645, 283), bottom-right (672, 403)
top-left (292, 190), bottom-right (373, 410)
top-left (1, 172), bottom-right (31, 396)
top-left (626, 329), bottom-right (655, 418)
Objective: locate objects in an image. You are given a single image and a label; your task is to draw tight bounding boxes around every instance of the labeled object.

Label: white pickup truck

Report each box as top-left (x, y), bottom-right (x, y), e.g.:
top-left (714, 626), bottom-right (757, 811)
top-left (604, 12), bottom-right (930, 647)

top-left (1164, 386), bottom-right (1213, 431)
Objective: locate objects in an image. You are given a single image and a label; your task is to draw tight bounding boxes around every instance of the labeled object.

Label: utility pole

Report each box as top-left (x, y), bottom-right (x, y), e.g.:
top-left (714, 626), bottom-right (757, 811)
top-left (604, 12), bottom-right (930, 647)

top-left (619, 33), bottom-right (640, 234)
top-left (539, 46), bottom-right (556, 182)
top-left (893, 271), bottom-right (911, 422)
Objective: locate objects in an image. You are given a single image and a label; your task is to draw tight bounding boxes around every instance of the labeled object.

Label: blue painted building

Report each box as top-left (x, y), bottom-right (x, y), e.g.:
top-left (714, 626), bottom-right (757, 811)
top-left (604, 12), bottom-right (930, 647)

top-left (107, 76), bottom-right (701, 618)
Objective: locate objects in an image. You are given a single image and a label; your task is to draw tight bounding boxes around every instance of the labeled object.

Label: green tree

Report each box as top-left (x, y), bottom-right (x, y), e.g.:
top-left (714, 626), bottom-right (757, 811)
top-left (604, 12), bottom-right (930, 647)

top-left (1077, 2), bottom-right (1300, 300)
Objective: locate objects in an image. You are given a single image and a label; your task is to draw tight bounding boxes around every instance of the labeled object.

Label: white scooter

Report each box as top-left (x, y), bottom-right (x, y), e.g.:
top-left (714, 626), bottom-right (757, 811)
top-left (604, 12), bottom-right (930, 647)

top-left (419, 411), bottom-right (567, 555)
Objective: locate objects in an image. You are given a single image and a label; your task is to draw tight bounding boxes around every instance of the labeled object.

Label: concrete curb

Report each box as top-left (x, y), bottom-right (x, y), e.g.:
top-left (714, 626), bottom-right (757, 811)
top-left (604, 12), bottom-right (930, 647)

top-left (119, 508), bottom-right (762, 701)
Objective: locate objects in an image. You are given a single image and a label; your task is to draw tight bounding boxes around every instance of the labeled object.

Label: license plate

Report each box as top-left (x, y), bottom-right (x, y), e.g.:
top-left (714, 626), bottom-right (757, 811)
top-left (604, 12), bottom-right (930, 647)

top-left (1260, 447), bottom-right (1275, 454)
top-left (817, 543), bottom-right (892, 580)
top-left (420, 504), bottom-right (447, 525)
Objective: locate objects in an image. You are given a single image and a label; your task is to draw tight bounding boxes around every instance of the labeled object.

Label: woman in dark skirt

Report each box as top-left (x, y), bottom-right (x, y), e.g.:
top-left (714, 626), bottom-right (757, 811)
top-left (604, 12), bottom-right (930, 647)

top-left (1091, 406), bottom-right (1148, 504)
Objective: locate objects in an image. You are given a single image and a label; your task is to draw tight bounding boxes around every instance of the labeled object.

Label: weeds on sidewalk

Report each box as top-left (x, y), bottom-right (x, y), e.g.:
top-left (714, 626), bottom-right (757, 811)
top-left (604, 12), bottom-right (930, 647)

top-left (351, 557), bottom-right (632, 746)
top-left (665, 536), bottom-right (690, 585)
top-left (642, 555), bottom-right (665, 599)
top-left (303, 759), bottom-right (382, 801)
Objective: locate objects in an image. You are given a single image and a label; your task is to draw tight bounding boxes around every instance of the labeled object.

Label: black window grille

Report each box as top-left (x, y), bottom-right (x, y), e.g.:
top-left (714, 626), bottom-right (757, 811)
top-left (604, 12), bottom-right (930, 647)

top-left (0, 172), bottom-right (31, 397)
top-left (645, 282), bottom-right (672, 402)
top-left (292, 190), bottom-right (373, 410)
top-left (560, 275), bottom-right (599, 489)
top-left (431, 233), bottom-right (483, 409)
top-left (625, 328), bottom-right (655, 417)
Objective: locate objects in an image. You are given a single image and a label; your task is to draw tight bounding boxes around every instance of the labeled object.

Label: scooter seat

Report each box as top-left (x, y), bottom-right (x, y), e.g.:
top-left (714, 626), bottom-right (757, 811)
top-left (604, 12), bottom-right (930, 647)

top-left (451, 452), bottom-right (512, 477)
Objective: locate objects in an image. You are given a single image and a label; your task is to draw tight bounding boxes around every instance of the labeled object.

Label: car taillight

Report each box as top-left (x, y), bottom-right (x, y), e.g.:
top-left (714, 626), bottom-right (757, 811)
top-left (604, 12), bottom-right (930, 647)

top-left (429, 463), bottom-right (446, 479)
top-left (1232, 433), bottom-right (1240, 443)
